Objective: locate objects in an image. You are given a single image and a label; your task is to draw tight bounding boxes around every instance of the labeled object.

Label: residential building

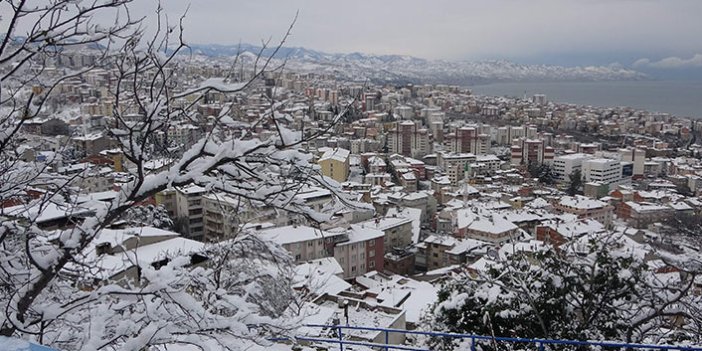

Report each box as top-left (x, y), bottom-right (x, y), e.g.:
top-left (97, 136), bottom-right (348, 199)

top-left (436, 152), bottom-right (476, 185)
top-left (553, 195), bottom-right (614, 226)
top-left (318, 147), bottom-right (350, 183)
top-left (357, 216), bottom-right (414, 252)
top-left (445, 126), bottom-right (490, 155)
top-left (387, 121), bottom-right (430, 159)
top-left (417, 234), bottom-right (490, 271)
top-left (510, 138), bottom-right (554, 166)
top-left (175, 185), bottom-right (207, 241)
top-left (331, 225), bottom-right (385, 278)
top-left (616, 201), bottom-right (674, 229)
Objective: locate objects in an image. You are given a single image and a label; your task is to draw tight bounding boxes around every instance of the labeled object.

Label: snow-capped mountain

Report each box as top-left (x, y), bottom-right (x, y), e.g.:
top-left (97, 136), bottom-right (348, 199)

top-left (184, 43), bottom-right (648, 84)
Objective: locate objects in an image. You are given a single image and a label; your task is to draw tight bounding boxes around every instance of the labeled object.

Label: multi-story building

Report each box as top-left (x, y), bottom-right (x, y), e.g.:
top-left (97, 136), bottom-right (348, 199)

top-left (416, 234), bottom-right (489, 272)
top-left (175, 185), bottom-right (207, 241)
top-left (445, 126), bottom-right (490, 155)
top-left (257, 225), bottom-right (347, 263)
top-left (581, 158), bottom-right (625, 189)
top-left (619, 148), bottom-right (646, 179)
top-left (331, 225), bottom-right (385, 279)
top-left (318, 147), bottom-right (350, 183)
top-left (202, 193), bottom-right (278, 242)
top-left (357, 216), bottom-right (414, 252)
top-left (616, 202), bottom-right (674, 229)
top-left (472, 154), bottom-right (502, 176)
top-left (386, 121), bottom-right (430, 159)
top-left (452, 208), bottom-right (521, 244)
top-left (553, 195), bottom-right (614, 226)
top-left (257, 224), bottom-right (384, 279)
top-left (510, 138), bottom-right (554, 166)
top-left (552, 153), bottom-right (591, 183)
top-left (436, 152), bottom-right (476, 185)
top-left (154, 188), bottom-right (177, 218)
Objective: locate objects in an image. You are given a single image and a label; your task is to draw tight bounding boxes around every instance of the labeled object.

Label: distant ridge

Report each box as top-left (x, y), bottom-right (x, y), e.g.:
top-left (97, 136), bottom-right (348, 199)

top-left (182, 43), bottom-right (649, 85)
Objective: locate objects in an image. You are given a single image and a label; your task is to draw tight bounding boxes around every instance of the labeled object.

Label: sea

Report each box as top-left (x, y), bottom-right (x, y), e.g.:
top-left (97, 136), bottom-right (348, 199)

top-left (468, 80), bottom-right (702, 119)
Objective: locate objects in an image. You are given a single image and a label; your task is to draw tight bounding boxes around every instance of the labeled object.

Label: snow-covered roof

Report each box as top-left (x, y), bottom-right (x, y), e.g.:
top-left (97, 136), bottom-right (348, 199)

top-left (668, 202), bottom-right (693, 211)
top-left (558, 195), bottom-right (608, 210)
top-left (333, 225), bottom-right (384, 246)
top-left (294, 258), bottom-right (350, 296)
top-left (319, 147), bottom-right (350, 162)
top-left (177, 184), bottom-right (207, 195)
top-left (386, 207), bottom-right (422, 243)
top-left (455, 208), bottom-right (518, 234)
top-left (2, 201), bottom-right (96, 224)
top-left (540, 218), bottom-right (606, 239)
top-left (256, 225), bottom-right (345, 245)
top-left (368, 156), bottom-right (386, 166)
top-left (526, 197), bottom-right (550, 209)
top-left (625, 201), bottom-right (670, 213)
top-left (82, 231), bottom-right (205, 280)
top-left (354, 272), bottom-right (438, 324)
top-left (357, 216), bottom-right (412, 232)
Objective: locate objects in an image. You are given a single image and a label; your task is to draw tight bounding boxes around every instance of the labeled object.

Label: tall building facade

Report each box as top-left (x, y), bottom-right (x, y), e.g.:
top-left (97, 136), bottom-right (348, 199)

top-left (387, 121), bottom-right (430, 158)
top-left (445, 126), bottom-right (490, 155)
top-left (510, 138), bottom-right (554, 166)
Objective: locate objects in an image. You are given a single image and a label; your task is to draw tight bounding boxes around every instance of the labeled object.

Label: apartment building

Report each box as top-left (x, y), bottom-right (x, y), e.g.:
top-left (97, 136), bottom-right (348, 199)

top-left (553, 195), bottom-right (614, 226)
top-left (386, 121), bottom-right (430, 159)
top-left (552, 153), bottom-right (591, 183)
top-left (175, 185), bottom-right (207, 241)
top-left (318, 147), bottom-right (351, 183)
top-left (357, 216), bottom-right (414, 252)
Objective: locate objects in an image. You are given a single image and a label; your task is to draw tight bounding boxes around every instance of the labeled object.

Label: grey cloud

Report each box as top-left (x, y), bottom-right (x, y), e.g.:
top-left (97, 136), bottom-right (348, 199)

top-left (26, 0), bottom-right (702, 63)
top-left (633, 54), bottom-right (702, 69)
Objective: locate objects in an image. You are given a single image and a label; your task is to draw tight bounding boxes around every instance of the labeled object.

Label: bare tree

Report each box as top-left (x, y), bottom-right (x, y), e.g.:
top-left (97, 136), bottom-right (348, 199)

top-left (1, 2), bottom-right (359, 349)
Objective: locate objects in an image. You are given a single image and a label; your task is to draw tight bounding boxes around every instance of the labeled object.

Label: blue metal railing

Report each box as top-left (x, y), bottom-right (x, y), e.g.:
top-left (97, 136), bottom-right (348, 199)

top-left (272, 324), bottom-right (702, 351)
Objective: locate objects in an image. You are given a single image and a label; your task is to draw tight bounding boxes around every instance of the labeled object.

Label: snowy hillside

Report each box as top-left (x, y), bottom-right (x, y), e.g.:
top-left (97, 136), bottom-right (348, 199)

top-left (184, 44), bottom-right (648, 84)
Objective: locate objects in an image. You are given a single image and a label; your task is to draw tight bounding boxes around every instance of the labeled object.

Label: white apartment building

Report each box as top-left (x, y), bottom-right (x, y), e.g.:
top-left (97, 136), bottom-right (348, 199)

top-left (552, 153), bottom-right (591, 183)
top-left (581, 158), bottom-right (623, 187)
top-left (436, 152), bottom-right (476, 185)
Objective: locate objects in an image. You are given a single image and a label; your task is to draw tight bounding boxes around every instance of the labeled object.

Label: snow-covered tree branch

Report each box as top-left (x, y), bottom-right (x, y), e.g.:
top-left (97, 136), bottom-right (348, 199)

top-left (0, 2), bottom-right (357, 350)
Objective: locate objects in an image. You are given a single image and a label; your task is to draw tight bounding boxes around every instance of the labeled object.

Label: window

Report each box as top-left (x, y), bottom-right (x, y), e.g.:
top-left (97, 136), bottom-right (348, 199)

top-left (352, 255), bottom-right (356, 262)
top-left (369, 239), bottom-right (375, 246)
top-left (360, 253), bottom-right (365, 260)
top-left (369, 261), bottom-right (375, 268)
top-left (361, 264), bottom-right (365, 271)
top-left (295, 254), bottom-right (301, 261)
top-left (308, 241), bottom-right (314, 247)
top-left (351, 266), bottom-right (356, 272)
top-left (369, 250), bottom-right (375, 258)
top-left (339, 257), bottom-right (344, 264)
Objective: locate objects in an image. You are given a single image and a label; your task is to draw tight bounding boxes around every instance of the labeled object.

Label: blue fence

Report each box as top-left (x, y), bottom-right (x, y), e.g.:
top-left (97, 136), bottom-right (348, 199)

top-left (273, 324), bottom-right (702, 351)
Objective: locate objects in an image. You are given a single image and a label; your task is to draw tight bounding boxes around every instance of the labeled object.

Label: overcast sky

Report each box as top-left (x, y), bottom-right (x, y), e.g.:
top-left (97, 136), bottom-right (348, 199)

top-left (21, 0), bottom-right (702, 67)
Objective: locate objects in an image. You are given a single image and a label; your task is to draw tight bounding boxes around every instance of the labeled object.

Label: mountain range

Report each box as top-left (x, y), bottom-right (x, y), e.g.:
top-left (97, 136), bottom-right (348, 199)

top-left (182, 43), bottom-right (648, 85)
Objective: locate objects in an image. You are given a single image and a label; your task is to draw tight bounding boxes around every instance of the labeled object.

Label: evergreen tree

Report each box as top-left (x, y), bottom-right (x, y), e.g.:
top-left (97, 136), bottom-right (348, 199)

top-left (567, 169), bottom-right (582, 196)
top-left (426, 234), bottom-right (702, 350)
